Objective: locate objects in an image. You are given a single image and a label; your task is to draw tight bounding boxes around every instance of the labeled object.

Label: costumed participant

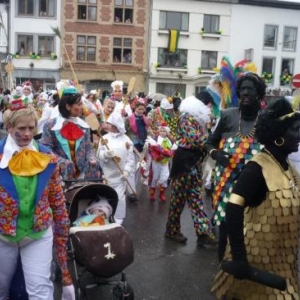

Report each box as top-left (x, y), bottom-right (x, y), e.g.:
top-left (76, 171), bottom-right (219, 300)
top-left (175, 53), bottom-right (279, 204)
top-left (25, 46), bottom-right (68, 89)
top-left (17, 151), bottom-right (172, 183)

top-left (125, 99), bottom-right (150, 189)
top-left (147, 125), bottom-right (175, 202)
top-left (97, 112), bottom-right (135, 225)
top-left (100, 97), bottom-right (116, 135)
top-left (165, 95), bottom-right (216, 245)
top-left (0, 100), bottom-right (74, 299)
top-left (212, 98), bottom-right (300, 299)
top-left (287, 94), bottom-right (300, 175)
top-left (73, 197), bottom-right (112, 227)
top-left (205, 72), bottom-right (266, 262)
top-left (41, 87), bottom-right (101, 180)
top-left (196, 90), bottom-right (219, 199)
top-left (21, 81), bottom-right (34, 105)
top-left (82, 89), bottom-right (103, 146)
top-left (83, 89), bottom-right (103, 122)
top-left (2, 87), bottom-right (22, 131)
top-left (110, 80), bottom-right (132, 117)
top-left (36, 92), bottom-right (52, 139)
top-left (49, 90), bottom-right (60, 119)
top-left (147, 97), bottom-right (177, 141)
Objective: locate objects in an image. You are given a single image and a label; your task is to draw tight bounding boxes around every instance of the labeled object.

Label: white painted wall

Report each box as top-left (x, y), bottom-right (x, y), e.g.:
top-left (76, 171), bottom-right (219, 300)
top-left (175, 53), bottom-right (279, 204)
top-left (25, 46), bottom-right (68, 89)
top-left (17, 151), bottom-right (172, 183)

top-left (0, 4), bottom-right (8, 52)
top-left (149, 0), bottom-right (231, 96)
top-left (10, 2), bottom-right (62, 70)
top-left (230, 4), bottom-right (300, 88)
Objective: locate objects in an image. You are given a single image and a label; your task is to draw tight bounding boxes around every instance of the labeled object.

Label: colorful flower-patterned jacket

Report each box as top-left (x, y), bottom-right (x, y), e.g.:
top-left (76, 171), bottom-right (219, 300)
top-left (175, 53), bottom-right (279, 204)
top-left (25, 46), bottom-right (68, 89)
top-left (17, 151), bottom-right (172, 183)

top-left (0, 139), bottom-right (72, 285)
top-left (41, 118), bottom-right (101, 180)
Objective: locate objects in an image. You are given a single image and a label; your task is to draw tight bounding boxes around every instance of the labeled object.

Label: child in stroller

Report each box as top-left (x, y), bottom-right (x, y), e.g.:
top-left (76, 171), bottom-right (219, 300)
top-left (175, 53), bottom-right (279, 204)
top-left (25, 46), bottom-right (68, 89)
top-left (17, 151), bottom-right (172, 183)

top-left (66, 182), bottom-right (134, 300)
top-left (73, 196), bottom-right (112, 227)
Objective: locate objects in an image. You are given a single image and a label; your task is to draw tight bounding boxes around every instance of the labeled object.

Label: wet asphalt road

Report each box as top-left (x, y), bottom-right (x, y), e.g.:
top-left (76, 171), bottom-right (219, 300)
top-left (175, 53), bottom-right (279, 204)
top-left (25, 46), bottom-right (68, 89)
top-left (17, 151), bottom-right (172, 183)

top-left (56, 184), bottom-right (219, 300)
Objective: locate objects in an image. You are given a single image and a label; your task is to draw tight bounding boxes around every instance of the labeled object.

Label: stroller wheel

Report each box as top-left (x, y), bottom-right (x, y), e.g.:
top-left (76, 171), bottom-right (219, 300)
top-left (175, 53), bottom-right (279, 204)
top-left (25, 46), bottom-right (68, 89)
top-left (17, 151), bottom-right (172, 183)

top-left (112, 282), bottom-right (134, 300)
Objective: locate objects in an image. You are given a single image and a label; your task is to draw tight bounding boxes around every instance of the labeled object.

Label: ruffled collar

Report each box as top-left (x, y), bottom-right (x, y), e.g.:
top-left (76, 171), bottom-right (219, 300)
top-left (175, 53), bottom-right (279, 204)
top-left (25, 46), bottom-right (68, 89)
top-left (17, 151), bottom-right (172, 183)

top-left (51, 115), bottom-right (90, 131)
top-left (0, 134), bottom-right (36, 169)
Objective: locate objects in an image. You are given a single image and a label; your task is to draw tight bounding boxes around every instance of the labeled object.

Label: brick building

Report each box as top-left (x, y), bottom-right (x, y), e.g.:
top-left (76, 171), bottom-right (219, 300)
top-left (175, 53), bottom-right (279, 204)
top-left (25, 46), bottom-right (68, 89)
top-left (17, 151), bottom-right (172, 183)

top-left (61, 0), bottom-right (150, 96)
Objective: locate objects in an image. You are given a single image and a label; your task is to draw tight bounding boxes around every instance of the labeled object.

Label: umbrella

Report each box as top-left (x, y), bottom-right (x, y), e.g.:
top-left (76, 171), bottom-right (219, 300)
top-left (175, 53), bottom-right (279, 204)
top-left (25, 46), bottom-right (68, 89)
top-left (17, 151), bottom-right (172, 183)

top-left (148, 93), bottom-right (166, 103)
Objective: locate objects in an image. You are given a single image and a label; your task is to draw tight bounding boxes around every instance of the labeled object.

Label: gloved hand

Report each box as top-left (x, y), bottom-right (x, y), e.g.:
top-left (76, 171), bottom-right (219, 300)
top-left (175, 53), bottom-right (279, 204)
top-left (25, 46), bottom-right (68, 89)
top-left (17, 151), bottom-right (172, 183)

top-left (221, 259), bottom-right (251, 280)
top-left (170, 143), bottom-right (178, 151)
top-left (211, 150), bottom-right (230, 168)
top-left (62, 285), bottom-right (75, 300)
top-left (121, 171), bottom-right (129, 180)
top-left (104, 150), bottom-right (115, 158)
top-left (145, 136), bottom-right (158, 146)
top-left (137, 160), bottom-right (147, 170)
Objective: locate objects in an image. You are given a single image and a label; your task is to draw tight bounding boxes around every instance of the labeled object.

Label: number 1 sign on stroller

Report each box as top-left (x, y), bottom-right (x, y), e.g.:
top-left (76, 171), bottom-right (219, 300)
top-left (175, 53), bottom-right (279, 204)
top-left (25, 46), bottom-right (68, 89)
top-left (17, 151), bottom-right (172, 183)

top-left (66, 182), bottom-right (134, 300)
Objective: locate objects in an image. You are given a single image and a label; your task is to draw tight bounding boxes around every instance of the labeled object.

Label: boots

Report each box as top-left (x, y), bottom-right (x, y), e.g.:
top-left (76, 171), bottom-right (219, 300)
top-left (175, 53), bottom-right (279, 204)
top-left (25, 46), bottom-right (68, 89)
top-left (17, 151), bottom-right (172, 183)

top-left (159, 186), bottom-right (167, 202)
top-left (149, 187), bottom-right (156, 201)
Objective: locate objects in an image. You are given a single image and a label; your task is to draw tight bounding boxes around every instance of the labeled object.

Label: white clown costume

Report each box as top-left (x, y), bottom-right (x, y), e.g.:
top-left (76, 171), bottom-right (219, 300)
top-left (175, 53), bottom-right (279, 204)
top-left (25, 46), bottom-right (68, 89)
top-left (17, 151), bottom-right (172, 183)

top-left (97, 112), bottom-right (135, 224)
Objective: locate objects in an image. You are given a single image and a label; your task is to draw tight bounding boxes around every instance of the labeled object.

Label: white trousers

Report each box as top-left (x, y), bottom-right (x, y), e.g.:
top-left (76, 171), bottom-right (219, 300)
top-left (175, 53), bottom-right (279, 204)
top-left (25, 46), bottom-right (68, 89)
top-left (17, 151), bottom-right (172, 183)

top-left (0, 227), bottom-right (54, 300)
top-left (150, 161), bottom-right (170, 188)
top-left (109, 181), bottom-right (126, 224)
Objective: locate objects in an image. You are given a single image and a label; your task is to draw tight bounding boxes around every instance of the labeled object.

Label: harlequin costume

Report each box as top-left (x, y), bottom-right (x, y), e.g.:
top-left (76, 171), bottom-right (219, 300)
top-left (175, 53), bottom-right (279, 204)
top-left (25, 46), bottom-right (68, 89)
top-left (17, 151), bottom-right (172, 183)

top-left (0, 134), bottom-right (72, 297)
top-left (212, 151), bottom-right (300, 299)
top-left (41, 115), bottom-right (102, 180)
top-left (165, 96), bottom-right (215, 243)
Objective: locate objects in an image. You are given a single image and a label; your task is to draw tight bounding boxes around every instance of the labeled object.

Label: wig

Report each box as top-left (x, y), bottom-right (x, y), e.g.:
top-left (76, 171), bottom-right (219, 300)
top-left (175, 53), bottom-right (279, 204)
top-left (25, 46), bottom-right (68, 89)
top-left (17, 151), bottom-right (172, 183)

top-left (255, 97), bottom-right (300, 145)
top-left (179, 95), bottom-right (211, 125)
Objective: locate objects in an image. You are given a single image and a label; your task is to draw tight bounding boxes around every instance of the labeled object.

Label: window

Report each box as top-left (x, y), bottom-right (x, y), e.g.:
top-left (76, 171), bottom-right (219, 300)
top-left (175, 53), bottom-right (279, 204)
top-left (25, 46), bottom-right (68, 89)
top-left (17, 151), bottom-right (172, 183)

top-left (17, 34), bottom-right (54, 57)
top-left (77, 35), bottom-right (96, 61)
top-left (281, 58), bottom-right (294, 75)
top-left (282, 27), bottom-right (297, 51)
top-left (17, 0), bottom-right (34, 15)
top-left (264, 25), bottom-right (278, 48)
top-left (39, 0), bottom-right (55, 17)
top-left (262, 57), bottom-right (275, 83)
top-left (78, 0), bottom-right (97, 21)
top-left (156, 83), bottom-right (186, 98)
top-left (159, 11), bottom-right (189, 31)
top-left (113, 37), bottom-right (132, 63)
top-left (114, 0), bottom-right (133, 23)
top-left (157, 48), bottom-right (187, 68)
top-left (38, 36), bottom-right (54, 56)
top-left (203, 15), bottom-right (219, 33)
top-left (17, 0), bottom-right (56, 17)
top-left (280, 58), bottom-right (294, 85)
top-left (16, 35), bottom-right (33, 56)
top-left (201, 51), bottom-right (217, 69)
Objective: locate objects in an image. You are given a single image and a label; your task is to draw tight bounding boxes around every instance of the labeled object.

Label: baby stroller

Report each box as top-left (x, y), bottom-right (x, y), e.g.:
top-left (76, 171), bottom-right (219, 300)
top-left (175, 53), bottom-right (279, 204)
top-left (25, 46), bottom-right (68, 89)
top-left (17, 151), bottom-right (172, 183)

top-left (66, 182), bottom-right (134, 300)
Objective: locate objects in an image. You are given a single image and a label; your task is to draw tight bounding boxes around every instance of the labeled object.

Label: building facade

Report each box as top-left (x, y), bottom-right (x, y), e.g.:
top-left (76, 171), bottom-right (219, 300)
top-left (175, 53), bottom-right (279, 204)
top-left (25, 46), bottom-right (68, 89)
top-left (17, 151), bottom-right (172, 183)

top-left (9, 0), bottom-right (61, 91)
top-left (61, 0), bottom-right (150, 96)
top-left (148, 0), bottom-right (234, 98)
top-left (230, 0), bottom-right (300, 95)
top-left (148, 0), bottom-right (300, 97)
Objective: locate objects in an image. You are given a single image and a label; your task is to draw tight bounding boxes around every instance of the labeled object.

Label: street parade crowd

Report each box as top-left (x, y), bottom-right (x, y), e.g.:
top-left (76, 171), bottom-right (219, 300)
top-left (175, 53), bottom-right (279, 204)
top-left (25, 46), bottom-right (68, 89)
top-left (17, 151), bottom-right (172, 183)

top-left (1, 57), bottom-right (300, 299)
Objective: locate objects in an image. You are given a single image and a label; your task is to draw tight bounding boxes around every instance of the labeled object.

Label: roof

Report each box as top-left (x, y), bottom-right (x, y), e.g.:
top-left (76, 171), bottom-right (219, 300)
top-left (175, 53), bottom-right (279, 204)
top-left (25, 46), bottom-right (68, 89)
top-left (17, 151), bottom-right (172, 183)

top-left (238, 0), bottom-right (300, 10)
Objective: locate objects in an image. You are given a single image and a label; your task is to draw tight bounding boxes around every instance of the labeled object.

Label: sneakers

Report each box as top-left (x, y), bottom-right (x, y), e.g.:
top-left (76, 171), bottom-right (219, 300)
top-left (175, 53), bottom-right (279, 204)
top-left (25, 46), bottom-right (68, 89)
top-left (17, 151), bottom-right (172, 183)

top-left (165, 232), bottom-right (187, 243)
top-left (197, 235), bottom-right (218, 246)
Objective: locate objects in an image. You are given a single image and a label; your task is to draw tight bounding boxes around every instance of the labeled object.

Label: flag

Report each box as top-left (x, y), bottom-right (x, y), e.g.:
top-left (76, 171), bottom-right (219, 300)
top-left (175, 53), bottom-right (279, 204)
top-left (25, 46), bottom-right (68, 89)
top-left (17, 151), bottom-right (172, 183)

top-left (168, 29), bottom-right (180, 53)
